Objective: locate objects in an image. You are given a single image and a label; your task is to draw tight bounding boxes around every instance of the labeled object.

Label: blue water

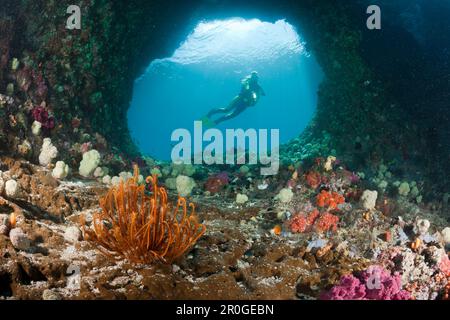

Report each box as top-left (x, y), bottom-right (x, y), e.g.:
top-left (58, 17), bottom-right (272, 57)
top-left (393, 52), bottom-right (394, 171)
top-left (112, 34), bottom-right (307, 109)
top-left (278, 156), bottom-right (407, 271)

top-left (128, 18), bottom-right (323, 160)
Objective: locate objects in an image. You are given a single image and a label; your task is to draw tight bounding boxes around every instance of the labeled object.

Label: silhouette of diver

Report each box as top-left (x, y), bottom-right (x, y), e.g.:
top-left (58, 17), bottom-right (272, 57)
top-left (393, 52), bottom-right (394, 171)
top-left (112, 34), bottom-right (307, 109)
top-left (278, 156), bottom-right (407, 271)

top-left (203, 71), bottom-right (265, 127)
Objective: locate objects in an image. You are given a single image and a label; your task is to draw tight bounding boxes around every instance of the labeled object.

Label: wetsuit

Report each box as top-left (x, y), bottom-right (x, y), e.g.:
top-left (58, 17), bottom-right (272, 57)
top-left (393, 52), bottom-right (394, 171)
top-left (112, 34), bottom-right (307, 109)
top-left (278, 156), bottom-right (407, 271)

top-left (207, 76), bottom-right (265, 125)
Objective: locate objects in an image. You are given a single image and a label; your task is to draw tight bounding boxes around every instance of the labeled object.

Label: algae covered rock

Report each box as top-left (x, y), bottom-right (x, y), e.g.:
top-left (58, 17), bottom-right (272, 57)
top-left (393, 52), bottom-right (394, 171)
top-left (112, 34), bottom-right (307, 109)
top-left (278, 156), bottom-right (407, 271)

top-left (9, 227), bottom-right (31, 250)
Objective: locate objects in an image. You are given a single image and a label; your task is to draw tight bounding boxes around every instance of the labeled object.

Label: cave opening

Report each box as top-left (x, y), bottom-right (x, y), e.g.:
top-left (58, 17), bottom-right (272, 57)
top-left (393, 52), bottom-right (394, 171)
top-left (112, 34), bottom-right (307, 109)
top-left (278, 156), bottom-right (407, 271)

top-left (127, 18), bottom-right (323, 161)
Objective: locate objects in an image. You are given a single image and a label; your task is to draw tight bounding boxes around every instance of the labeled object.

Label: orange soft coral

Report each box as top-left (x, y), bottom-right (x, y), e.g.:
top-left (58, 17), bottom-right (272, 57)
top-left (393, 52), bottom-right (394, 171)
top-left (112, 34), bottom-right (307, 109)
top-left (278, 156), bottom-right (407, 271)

top-left (82, 166), bottom-right (206, 264)
top-left (316, 190), bottom-right (345, 210)
top-left (315, 212), bottom-right (339, 233)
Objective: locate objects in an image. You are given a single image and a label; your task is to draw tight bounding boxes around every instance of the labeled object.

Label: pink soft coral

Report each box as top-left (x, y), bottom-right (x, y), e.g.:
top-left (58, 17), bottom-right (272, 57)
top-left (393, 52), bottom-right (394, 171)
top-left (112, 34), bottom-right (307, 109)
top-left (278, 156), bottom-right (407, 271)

top-left (320, 274), bottom-right (367, 300)
top-left (439, 254), bottom-right (450, 274)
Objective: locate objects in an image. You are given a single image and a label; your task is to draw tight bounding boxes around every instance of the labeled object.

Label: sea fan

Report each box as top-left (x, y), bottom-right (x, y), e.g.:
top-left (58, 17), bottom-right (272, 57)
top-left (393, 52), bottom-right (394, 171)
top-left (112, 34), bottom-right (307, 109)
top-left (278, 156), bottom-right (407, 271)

top-left (82, 166), bottom-right (206, 264)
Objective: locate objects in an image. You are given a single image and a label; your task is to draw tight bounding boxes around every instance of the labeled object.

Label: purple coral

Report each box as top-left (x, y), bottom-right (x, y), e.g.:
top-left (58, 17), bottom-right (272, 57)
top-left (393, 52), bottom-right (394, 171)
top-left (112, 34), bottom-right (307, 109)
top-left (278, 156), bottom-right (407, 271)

top-left (31, 106), bottom-right (55, 130)
top-left (349, 172), bottom-right (360, 184)
top-left (320, 265), bottom-right (411, 300)
top-left (215, 172), bottom-right (229, 184)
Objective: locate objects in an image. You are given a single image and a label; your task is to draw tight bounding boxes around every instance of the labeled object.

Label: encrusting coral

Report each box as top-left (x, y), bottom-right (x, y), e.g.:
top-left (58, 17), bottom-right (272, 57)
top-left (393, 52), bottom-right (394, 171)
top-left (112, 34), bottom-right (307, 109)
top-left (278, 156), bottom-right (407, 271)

top-left (82, 166), bottom-right (206, 264)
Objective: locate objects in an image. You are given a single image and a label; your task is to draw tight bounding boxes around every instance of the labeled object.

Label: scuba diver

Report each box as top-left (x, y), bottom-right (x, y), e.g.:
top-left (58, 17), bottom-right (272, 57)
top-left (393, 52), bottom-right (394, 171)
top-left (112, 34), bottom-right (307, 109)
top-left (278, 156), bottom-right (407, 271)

top-left (202, 71), bottom-right (265, 127)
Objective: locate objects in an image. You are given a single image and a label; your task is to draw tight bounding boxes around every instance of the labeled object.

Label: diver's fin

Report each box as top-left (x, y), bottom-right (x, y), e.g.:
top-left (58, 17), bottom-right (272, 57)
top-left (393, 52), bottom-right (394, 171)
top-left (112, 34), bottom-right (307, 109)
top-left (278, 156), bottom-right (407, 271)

top-left (200, 116), bottom-right (216, 128)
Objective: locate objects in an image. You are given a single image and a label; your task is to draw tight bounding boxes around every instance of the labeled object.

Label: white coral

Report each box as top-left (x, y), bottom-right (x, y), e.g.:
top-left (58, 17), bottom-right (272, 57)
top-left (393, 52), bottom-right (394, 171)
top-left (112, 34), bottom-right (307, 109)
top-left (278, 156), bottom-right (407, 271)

top-left (111, 176), bottom-right (122, 186)
top-left (361, 190), bottom-right (378, 210)
top-left (79, 149), bottom-right (101, 178)
top-left (102, 175), bottom-right (112, 184)
top-left (236, 193), bottom-right (249, 204)
top-left (93, 167), bottom-right (105, 178)
top-left (52, 161), bottom-right (70, 180)
top-left (39, 138), bottom-right (58, 167)
top-left (275, 188), bottom-right (293, 203)
top-left (5, 179), bottom-right (19, 198)
top-left (441, 227), bottom-right (450, 245)
top-left (31, 120), bottom-right (42, 135)
top-left (176, 175), bottom-right (196, 197)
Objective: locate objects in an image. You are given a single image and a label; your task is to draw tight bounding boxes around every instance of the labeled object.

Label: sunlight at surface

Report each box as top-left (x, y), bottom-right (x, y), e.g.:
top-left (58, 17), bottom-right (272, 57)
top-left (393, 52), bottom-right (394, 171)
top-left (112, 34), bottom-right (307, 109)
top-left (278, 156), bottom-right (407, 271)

top-left (149, 18), bottom-right (308, 68)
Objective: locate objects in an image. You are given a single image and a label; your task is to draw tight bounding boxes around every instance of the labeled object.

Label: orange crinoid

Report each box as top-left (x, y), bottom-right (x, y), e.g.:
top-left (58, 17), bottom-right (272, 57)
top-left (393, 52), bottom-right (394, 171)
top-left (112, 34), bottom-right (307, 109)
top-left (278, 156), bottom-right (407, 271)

top-left (83, 166), bottom-right (206, 264)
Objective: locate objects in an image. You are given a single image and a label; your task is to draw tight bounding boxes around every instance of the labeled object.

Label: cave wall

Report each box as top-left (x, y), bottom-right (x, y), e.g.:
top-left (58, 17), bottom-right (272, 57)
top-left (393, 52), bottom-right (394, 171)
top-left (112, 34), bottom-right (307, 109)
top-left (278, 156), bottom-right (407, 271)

top-left (0, 0), bottom-right (201, 156)
top-left (0, 0), bottom-right (447, 193)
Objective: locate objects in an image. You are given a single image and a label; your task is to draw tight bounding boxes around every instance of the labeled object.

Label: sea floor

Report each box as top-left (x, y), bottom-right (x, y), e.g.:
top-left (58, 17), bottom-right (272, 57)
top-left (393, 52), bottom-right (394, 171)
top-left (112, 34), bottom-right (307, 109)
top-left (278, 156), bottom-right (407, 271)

top-left (0, 157), bottom-right (449, 300)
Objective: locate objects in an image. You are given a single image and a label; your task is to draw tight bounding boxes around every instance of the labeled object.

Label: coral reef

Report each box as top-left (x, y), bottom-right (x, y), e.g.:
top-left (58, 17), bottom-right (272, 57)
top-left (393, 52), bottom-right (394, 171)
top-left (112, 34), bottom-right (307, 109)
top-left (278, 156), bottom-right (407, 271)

top-left (314, 213), bottom-right (339, 233)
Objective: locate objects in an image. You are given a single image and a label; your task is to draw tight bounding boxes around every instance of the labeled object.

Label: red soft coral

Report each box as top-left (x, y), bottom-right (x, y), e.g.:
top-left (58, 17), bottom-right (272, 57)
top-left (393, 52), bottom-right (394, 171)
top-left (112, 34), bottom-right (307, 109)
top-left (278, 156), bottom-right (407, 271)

top-left (306, 171), bottom-right (321, 189)
top-left (289, 209), bottom-right (320, 233)
top-left (315, 212), bottom-right (339, 233)
top-left (290, 214), bottom-right (308, 233)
